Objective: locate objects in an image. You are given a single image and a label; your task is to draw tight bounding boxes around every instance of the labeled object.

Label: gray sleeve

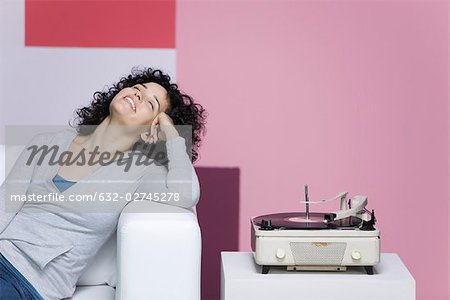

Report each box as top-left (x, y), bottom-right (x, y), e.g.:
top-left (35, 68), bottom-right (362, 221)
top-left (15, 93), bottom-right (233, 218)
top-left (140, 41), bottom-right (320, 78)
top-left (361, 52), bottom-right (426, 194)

top-left (0, 133), bottom-right (45, 234)
top-left (133, 137), bottom-right (201, 209)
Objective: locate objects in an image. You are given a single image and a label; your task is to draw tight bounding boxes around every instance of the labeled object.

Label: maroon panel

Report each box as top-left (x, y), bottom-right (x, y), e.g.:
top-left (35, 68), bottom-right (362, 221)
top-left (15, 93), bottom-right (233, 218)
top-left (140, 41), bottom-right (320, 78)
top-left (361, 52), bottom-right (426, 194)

top-left (196, 167), bottom-right (240, 300)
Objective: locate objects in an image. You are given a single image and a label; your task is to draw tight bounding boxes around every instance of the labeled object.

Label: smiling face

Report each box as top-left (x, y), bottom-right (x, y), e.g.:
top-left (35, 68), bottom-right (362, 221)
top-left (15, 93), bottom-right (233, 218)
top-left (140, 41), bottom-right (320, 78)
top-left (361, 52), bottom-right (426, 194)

top-left (110, 82), bottom-right (170, 125)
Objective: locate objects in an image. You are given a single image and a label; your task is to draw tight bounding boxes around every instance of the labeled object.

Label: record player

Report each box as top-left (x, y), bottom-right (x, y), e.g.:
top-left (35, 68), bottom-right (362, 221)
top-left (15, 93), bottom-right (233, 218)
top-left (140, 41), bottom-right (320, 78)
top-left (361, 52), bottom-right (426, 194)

top-left (251, 185), bottom-right (380, 275)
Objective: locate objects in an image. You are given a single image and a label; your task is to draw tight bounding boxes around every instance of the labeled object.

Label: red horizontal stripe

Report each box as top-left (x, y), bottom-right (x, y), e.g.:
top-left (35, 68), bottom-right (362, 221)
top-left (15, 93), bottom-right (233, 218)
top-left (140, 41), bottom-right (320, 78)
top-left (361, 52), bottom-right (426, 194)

top-left (25, 0), bottom-right (175, 48)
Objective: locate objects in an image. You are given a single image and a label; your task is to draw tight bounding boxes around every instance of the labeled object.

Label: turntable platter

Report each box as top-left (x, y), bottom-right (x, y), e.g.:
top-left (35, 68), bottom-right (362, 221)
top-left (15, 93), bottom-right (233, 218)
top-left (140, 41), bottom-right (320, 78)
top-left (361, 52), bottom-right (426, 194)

top-left (253, 212), bottom-right (362, 230)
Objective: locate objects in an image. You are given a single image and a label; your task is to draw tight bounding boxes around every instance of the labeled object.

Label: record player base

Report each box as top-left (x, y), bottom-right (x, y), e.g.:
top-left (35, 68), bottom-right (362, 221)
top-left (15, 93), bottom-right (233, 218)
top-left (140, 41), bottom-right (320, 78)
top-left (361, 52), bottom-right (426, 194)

top-left (221, 252), bottom-right (415, 300)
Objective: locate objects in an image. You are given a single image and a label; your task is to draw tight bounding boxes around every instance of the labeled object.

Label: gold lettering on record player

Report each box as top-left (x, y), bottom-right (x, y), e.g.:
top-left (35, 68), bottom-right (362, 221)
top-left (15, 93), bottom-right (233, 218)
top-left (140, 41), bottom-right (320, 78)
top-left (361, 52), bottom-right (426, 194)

top-left (312, 242), bottom-right (330, 247)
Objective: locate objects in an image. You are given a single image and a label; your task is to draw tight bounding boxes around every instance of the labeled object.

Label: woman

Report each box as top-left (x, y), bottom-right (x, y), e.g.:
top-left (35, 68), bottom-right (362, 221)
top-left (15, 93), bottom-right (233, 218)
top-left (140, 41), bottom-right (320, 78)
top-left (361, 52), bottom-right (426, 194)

top-left (0, 67), bottom-right (207, 299)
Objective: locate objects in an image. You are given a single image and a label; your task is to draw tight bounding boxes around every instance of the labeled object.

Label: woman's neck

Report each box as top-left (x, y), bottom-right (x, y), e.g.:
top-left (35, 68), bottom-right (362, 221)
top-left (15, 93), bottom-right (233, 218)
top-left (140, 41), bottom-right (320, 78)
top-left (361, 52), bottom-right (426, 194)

top-left (80, 116), bottom-right (141, 155)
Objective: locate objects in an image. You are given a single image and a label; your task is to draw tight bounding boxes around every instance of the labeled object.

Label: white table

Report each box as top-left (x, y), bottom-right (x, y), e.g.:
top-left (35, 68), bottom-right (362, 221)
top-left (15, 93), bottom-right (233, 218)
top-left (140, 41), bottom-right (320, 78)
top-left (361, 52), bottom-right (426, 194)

top-left (221, 252), bottom-right (415, 300)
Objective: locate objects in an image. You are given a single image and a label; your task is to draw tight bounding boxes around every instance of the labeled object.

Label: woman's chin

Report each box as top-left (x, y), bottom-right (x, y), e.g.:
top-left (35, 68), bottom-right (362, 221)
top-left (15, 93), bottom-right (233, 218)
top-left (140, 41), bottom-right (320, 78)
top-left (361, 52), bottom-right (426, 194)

top-left (110, 106), bottom-right (133, 118)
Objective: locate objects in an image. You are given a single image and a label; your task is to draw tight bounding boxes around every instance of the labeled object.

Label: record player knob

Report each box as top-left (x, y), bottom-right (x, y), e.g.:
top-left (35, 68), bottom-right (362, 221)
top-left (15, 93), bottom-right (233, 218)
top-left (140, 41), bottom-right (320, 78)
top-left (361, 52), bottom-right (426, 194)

top-left (351, 250), bottom-right (362, 260)
top-left (276, 248), bottom-right (286, 259)
top-left (260, 219), bottom-right (274, 230)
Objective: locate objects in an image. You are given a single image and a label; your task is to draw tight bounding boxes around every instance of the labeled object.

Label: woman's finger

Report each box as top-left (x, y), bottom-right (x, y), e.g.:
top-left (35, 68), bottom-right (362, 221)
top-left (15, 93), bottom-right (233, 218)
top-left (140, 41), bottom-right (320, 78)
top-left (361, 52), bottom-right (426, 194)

top-left (153, 125), bottom-right (160, 143)
top-left (150, 115), bottom-right (159, 137)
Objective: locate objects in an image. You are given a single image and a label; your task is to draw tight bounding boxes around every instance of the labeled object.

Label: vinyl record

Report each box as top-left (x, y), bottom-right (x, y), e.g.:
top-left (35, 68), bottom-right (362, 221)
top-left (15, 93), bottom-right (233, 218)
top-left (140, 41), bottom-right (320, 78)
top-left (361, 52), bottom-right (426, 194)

top-left (252, 212), bottom-right (362, 230)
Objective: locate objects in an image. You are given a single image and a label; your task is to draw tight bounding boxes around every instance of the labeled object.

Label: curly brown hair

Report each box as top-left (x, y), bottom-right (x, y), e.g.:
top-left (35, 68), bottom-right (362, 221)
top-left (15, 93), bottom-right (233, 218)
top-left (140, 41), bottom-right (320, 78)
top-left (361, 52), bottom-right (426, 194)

top-left (69, 67), bottom-right (207, 162)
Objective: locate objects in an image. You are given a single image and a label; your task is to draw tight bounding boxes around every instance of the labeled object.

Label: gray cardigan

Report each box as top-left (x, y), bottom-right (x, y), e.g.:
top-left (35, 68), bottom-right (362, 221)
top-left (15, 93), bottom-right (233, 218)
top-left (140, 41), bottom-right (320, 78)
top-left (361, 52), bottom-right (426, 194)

top-left (0, 128), bottom-right (200, 299)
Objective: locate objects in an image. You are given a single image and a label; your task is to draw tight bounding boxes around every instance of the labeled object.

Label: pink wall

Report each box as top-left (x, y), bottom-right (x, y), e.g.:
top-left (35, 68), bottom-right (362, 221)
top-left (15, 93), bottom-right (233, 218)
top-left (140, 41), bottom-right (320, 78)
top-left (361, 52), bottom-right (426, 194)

top-left (177, 2), bottom-right (449, 300)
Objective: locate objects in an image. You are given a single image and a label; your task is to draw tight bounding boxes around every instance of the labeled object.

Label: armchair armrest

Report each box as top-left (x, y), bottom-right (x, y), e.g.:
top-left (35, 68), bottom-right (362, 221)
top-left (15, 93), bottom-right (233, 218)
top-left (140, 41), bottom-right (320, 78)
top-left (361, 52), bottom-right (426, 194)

top-left (116, 200), bottom-right (201, 300)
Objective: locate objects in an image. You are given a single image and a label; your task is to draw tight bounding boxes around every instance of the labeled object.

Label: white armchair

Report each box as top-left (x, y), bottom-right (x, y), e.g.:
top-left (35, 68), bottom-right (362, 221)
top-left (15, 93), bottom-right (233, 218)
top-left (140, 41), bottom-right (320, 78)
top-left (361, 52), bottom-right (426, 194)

top-left (0, 145), bottom-right (202, 300)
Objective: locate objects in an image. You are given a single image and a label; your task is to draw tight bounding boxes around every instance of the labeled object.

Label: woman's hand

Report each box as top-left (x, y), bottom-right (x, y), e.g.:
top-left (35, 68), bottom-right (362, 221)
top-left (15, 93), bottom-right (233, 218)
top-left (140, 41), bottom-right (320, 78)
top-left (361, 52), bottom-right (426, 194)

top-left (142, 112), bottom-right (179, 143)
